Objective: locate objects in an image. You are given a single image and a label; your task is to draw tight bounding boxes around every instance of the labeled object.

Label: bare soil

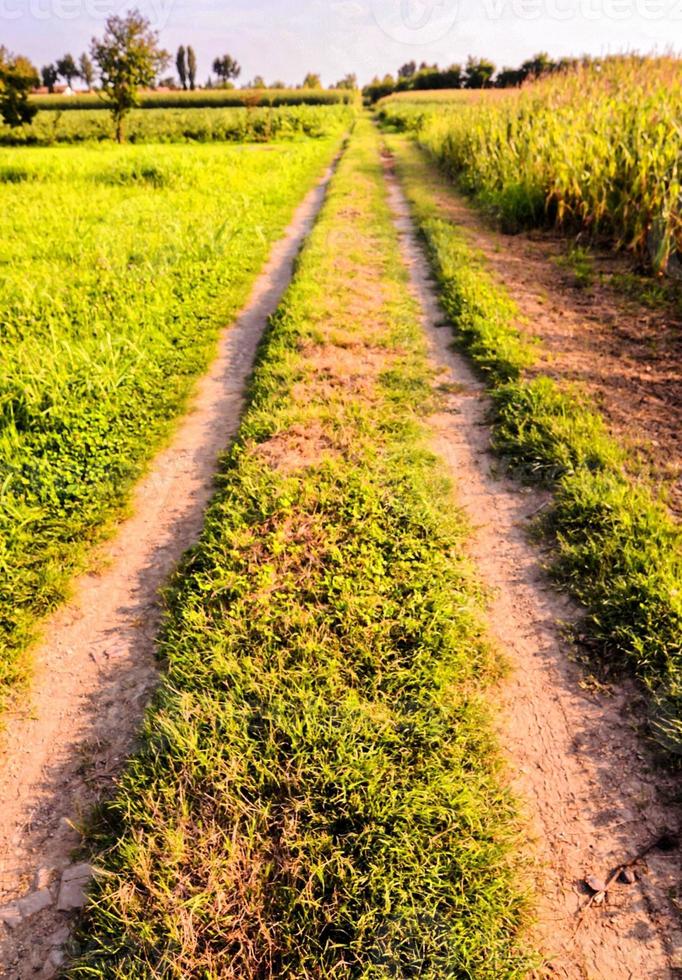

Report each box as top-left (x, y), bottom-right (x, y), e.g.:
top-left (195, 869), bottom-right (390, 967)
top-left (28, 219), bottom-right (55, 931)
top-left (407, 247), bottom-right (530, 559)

top-left (0, 160), bottom-right (336, 979)
top-left (416, 161), bottom-right (682, 515)
top-left (384, 151), bottom-right (682, 979)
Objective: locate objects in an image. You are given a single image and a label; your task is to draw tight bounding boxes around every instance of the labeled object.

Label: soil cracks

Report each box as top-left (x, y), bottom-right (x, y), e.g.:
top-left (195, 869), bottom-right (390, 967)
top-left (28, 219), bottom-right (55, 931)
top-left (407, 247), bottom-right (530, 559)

top-left (383, 151), bottom-right (682, 979)
top-left (0, 159), bottom-right (337, 979)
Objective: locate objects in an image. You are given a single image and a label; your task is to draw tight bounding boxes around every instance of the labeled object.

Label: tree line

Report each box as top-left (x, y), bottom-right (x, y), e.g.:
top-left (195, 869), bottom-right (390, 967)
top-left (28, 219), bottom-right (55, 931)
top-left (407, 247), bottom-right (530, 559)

top-left (0, 8), bottom-right (352, 141)
top-left (363, 53), bottom-right (588, 102)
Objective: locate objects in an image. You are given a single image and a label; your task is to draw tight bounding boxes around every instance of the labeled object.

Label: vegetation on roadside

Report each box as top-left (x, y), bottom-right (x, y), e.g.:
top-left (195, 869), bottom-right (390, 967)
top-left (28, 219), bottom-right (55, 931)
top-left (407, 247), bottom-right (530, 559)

top-left (0, 137), bottom-right (340, 707)
top-left (379, 57), bottom-right (682, 273)
top-left (1, 103), bottom-right (354, 145)
top-left (68, 121), bottom-right (533, 979)
top-left (386, 135), bottom-right (682, 749)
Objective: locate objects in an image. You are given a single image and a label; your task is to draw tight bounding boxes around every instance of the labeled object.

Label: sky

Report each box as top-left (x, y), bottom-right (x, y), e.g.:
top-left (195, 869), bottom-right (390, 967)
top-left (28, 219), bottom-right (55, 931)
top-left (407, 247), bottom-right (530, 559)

top-left (3, 0), bottom-right (682, 86)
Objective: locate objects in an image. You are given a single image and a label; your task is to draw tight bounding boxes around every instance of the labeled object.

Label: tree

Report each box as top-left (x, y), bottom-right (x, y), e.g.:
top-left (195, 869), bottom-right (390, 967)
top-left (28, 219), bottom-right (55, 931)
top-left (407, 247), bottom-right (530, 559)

top-left (249, 75), bottom-right (266, 88)
top-left (91, 9), bottom-right (169, 143)
top-left (41, 63), bottom-right (58, 93)
top-left (176, 45), bottom-right (187, 89)
top-left (302, 72), bottom-right (321, 89)
top-left (56, 53), bottom-right (78, 88)
top-left (78, 53), bottom-right (95, 91)
top-left (270, 79), bottom-right (286, 89)
top-left (212, 54), bottom-right (240, 84)
top-left (187, 45), bottom-right (197, 90)
top-left (464, 56), bottom-right (495, 89)
top-left (496, 67), bottom-right (523, 88)
top-left (334, 73), bottom-right (356, 90)
top-left (0, 48), bottom-right (39, 127)
top-left (398, 61), bottom-right (416, 79)
top-left (519, 52), bottom-right (555, 81)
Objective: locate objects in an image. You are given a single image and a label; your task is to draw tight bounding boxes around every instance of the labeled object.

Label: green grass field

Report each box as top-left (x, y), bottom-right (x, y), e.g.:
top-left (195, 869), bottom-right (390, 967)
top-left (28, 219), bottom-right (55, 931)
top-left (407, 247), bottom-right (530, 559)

top-left (1, 104), bottom-right (354, 145)
top-left (67, 119), bottom-right (534, 980)
top-left (0, 136), bottom-right (342, 707)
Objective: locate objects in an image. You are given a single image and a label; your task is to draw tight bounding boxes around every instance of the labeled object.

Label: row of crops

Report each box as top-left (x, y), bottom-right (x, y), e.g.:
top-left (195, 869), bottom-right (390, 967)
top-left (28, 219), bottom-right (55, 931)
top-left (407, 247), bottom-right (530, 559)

top-left (1, 104), bottom-right (355, 145)
top-left (378, 57), bottom-right (682, 273)
top-left (29, 87), bottom-right (357, 112)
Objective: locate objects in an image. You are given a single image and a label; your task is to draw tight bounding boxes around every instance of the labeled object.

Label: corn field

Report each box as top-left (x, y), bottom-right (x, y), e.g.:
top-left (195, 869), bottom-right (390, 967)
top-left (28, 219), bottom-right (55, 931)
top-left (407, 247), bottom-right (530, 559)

top-left (379, 57), bottom-right (682, 272)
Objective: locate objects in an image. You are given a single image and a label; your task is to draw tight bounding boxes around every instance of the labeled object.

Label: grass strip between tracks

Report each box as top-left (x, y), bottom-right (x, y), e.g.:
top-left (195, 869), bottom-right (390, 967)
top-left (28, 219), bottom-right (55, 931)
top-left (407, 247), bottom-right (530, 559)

top-left (69, 119), bottom-right (533, 978)
top-left (385, 134), bottom-right (682, 753)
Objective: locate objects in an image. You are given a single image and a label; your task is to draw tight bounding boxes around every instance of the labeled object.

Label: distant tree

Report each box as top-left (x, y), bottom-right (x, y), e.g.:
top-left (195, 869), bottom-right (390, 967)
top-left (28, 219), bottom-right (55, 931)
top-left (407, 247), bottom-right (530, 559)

top-left (362, 73), bottom-right (396, 103)
top-left (302, 72), bottom-right (321, 89)
top-left (520, 52), bottom-right (555, 81)
top-left (91, 9), bottom-right (169, 143)
top-left (187, 45), bottom-right (197, 90)
top-left (442, 63), bottom-right (462, 88)
top-left (398, 60), bottom-right (416, 79)
top-left (0, 47), bottom-right (39, 127)
top-left (56, 53), bottom-right (78, 87)
top-left (41, 63), bottom-right (59, 93)
top-left (496, 66), bottom-right (523, 88)
top-left (78, 53), bottom-right (95, 90)
top-left (464, 56), bottom-right (495, 88)
top-left (270, 79), bottom-right (286, 89)
top-left (176, 45), bottom-right (187, 89)
top-left (334, 72), bottom-right (356, 90)
top-left (250, 74), bottom-right (266, 88)
top-left (411, 63), bottom-right (461, 90)
top-left (212, 54), bottom-right (240, 84)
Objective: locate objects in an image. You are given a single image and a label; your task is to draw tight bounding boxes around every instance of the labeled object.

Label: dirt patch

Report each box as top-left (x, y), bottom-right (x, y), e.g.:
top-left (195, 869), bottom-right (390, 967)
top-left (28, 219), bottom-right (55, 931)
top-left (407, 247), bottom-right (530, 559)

top-left (419, 164), bottom-right (682, 514)
top-left (384, 152), bottom-right (682, 978)
top-left (0, 158), bottom-right (338, 979)
top-left (254, 421), bottom-right (340, 473)
top-left (292, 341), bottom-right (388, 404)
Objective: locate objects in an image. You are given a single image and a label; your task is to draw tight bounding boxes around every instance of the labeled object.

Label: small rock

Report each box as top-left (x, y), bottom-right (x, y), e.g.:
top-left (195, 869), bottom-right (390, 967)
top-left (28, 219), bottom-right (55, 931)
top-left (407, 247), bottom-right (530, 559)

top-left (57, 863), bottom-right (93, 911)
top-left (17, 888), bottom-right (52, 918)
top-left (61, 862), bottom-right (92, 884)
top-left (585, 874), bottom-right (608, 894)
top-left (619, 866), bottom-right (637, 884)
top-left (0, 902), bottom-right (21, 929)
top-left (48, 949), bottom-right (65, 967)
top-left (34, 866), bottom-right (54, 891)
top-left (47, 925), bottom-right (70, 947)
